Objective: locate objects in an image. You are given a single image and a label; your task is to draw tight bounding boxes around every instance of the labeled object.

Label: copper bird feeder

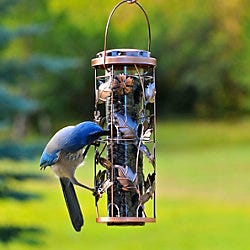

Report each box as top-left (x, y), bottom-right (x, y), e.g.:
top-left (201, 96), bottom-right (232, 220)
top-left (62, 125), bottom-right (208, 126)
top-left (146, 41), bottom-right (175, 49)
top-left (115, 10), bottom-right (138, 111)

top-left (92, 0), bottom-right (156, 226)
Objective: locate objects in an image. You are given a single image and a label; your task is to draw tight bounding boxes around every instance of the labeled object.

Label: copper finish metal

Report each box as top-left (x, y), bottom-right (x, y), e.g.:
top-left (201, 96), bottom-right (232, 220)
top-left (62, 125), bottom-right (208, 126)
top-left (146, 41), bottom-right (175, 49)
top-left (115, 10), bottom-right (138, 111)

top-left (91, 49), bottom-right (157, 68)
top-left (96, 217), bottom-right (156, 225)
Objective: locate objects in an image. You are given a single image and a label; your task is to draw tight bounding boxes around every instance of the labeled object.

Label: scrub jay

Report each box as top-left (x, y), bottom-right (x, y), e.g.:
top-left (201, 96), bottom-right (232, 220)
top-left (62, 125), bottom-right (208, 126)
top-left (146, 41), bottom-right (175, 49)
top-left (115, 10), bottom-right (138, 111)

top-left (40, 121), bottom-right (107, 231)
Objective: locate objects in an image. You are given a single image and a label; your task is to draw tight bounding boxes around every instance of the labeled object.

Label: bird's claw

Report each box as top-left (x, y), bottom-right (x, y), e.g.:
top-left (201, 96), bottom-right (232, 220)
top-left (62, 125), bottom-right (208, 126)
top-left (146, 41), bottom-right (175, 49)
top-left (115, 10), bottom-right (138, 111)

top-left (93, 179), bottom-right (113, 199)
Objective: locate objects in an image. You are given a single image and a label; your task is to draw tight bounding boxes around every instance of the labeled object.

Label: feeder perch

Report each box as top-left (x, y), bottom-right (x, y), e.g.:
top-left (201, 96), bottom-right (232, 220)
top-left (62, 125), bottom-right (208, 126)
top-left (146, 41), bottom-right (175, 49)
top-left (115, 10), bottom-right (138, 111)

top-left (92, 0), bottom-right (156, 226)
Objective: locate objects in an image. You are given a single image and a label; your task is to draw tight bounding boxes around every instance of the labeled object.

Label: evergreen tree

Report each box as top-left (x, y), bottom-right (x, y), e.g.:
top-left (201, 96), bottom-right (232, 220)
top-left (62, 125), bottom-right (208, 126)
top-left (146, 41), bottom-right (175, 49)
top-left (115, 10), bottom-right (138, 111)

top-left (0, 0), bottom-right (81, 159)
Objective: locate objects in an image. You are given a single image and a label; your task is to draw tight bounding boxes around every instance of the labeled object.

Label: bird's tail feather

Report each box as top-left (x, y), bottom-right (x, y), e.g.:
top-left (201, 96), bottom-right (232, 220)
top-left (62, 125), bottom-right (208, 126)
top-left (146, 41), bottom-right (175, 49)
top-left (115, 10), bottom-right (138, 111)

top-left (59, 177), bottom-right (84, 232)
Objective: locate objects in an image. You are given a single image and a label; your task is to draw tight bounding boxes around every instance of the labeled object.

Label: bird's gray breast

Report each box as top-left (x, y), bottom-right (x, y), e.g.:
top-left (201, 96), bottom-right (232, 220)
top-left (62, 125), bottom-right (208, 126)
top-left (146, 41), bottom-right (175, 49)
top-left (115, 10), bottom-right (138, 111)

top-left (65, 150), bottom-right (84, 162)
top-left (51, 149), bottom-right (85, 179)
top-left (60, 149), bottom-right (85, 167)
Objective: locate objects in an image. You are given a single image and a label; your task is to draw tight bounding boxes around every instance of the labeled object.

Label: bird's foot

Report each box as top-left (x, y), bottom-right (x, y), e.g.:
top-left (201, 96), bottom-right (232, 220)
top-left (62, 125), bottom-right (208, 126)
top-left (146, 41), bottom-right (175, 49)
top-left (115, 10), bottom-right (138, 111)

top-left (72, 178), bottom-right (95, 192)
top-left (93, 179), bottom-right (113, 200)
top-left (40, 165), bottom-right (47, 170)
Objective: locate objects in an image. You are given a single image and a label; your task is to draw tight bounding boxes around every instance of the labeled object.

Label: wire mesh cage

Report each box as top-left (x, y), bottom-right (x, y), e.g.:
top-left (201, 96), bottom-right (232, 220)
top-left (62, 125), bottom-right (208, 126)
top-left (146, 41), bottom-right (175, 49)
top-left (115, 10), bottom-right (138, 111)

top-left (91, 0), bottom-right (156, 226)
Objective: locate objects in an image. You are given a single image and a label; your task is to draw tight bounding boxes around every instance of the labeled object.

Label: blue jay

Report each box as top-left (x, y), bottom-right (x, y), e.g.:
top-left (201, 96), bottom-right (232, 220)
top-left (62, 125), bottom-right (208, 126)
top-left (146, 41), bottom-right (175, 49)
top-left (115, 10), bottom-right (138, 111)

top-left (40, 121), bottom-right (107, 232)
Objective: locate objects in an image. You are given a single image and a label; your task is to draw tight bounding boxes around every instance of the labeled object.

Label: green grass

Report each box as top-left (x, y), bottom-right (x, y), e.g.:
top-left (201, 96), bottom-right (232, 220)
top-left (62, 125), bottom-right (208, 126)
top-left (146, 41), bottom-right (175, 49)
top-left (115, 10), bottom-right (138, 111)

top-left (1, 119), bottom-right (250, 249)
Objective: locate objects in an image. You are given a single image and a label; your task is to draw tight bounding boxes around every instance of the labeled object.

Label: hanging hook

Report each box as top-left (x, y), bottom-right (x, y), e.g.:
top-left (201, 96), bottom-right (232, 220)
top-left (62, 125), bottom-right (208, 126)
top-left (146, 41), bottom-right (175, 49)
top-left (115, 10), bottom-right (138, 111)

top-left (126, 0), bottom-right (138, 3)
top-left (103, 0), bottom-right (151, 71)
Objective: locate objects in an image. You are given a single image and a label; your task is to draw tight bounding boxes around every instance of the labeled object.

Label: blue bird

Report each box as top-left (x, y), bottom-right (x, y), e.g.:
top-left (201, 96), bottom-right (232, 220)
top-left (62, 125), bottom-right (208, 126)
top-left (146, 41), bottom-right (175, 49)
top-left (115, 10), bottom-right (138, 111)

top-left (40, 121), bottom-right (107, 232)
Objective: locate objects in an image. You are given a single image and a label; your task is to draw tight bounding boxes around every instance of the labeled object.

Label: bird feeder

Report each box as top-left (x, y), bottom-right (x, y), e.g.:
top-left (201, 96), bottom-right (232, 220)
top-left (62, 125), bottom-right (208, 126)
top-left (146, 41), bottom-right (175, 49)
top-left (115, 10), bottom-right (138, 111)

top-left (92, 0), bottom-right (156, 226)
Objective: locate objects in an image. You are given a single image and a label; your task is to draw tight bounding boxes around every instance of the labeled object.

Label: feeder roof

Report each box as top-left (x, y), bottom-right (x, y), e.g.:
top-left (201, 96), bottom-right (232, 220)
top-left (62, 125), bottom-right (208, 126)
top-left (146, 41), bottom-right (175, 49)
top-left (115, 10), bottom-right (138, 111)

top-left (91, 49), bottom-right (157, 68)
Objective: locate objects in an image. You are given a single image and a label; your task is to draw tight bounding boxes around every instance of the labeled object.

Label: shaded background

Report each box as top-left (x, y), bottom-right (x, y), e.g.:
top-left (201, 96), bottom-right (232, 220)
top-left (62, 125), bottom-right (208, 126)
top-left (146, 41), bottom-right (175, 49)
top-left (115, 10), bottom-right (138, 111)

top-left (1, 0), bottom-right (250, 249)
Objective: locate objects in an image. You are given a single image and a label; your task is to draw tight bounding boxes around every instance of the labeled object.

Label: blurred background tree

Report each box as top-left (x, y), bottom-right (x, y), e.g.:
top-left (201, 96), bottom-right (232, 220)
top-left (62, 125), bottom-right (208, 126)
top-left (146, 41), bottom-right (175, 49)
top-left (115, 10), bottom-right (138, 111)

top-left (42, 0), bottom-right (250, 119)
top-left (0, 0), bottom-right (81, 159)
top-left (151, 0), bottom-right (250, 118)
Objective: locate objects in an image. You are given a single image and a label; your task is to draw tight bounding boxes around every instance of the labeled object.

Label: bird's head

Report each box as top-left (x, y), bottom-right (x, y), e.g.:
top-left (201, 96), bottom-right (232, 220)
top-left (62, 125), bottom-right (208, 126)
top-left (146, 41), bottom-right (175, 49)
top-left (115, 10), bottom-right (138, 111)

top-left (72, 121), bottom-right (108, 148)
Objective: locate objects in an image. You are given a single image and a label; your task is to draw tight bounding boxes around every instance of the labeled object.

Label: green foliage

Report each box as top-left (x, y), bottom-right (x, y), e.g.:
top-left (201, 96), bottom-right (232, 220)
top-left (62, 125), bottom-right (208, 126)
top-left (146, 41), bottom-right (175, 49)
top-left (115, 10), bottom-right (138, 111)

top-left (35, 0), bottom-right (250, 119)
top-left (0, 0), bottom-right (82, 159)
top-left (149, 0), bottom-right (248, 117)
top-left (0, 226), bottom-right (42, 244)
top-left (0, 87), bottom-right (37, 118)
top-left (0, 24), bottom-right (47, 49)
top-left (0, 142), bottom-right (42, 160)
top-left (1, 0), bottom-right (250, 127)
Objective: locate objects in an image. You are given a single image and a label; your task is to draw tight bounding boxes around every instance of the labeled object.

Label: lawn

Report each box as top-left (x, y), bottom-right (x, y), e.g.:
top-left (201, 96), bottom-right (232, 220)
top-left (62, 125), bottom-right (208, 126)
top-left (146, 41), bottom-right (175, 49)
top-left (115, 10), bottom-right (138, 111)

top-left (0, 119), bottom-right (250, 250)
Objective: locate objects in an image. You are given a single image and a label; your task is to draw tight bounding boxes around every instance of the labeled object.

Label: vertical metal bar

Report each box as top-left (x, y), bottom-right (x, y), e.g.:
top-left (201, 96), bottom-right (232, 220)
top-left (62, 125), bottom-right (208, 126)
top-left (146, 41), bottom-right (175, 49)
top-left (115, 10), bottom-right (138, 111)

top-left (153, 66), bottom-right (157, 219)
top-left (124, 66), bottom-right (128, 165)
top-left (110, 65), bottom-right (114, 218)
top-left (94, 68), bottom-right (98, 217)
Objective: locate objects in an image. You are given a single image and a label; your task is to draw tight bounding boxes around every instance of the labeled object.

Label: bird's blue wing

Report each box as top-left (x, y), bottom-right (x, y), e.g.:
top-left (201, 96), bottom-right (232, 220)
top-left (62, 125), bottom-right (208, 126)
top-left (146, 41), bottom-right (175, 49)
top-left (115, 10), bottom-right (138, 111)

top-left (40, 122), bottom-right (105, 166)
top-left (40, 149), bottom-right (60, 167)
top-left (62, 122), bottom-right (105, 152)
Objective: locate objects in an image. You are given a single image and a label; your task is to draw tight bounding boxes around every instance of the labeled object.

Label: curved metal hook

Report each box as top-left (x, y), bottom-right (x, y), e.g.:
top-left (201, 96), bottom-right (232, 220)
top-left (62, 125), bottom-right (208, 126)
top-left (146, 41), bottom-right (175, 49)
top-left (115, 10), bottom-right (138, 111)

top-left (103, 0), bottom-right (151, 71)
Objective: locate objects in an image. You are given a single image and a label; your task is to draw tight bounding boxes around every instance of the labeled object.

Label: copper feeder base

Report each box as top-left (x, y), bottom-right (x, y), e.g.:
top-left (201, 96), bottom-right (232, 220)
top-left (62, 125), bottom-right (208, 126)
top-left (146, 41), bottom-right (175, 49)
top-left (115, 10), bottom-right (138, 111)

top-left (96, 217), bottom-right (156, 226)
